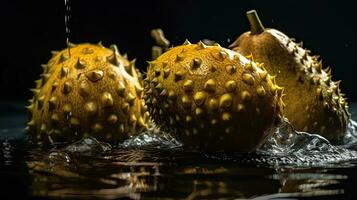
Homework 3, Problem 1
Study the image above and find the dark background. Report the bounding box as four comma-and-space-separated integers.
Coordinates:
1, 0, 356, 101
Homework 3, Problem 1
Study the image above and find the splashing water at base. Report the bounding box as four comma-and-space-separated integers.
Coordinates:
98, 118, 357, 167
118, 125, 182, 150
41, 118, 357, 168
255, 118, 357, 167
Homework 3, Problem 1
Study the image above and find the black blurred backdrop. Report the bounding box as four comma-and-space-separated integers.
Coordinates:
1, 0, 356, 101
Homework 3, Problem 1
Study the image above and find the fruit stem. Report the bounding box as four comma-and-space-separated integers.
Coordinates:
246, 10, 265, 35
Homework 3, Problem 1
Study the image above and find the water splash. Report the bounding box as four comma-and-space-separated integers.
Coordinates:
42, 137, 112, 167
64, 137, 112, 156
82, 118, 357, 168
255, 118, 357, 167
119, 130, 182, 150
36, 117, 357, 168
340, 119, 357, 148
47, 150, 71, 166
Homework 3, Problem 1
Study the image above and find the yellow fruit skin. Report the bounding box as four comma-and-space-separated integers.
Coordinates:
144, 42, 284, 152
230, 29, 350, 141
26, 43, 149, 145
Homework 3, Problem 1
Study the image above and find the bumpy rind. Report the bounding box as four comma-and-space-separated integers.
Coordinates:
144, 41, 284, 152
230, 21, 350, 140
26, 43, 150, 145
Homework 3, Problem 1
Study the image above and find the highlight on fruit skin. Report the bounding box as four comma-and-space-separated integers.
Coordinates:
229, 10, 350, 141
144, 41, 284, 152
26, 43, 150, 145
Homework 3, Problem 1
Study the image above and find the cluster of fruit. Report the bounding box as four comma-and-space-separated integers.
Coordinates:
26, 10, 350, 152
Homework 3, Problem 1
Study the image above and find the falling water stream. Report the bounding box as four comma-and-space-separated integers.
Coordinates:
64, 0, 71, 57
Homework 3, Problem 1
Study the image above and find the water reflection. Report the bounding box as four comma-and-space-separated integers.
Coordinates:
273, 169, 346, 198
26, 149, 275, 199
1, 140, 13, 166
25, 142, 354, 199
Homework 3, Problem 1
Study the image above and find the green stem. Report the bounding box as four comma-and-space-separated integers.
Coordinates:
246, 10, 265, 35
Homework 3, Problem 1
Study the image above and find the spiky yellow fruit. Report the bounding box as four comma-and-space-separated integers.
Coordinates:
26, 43, 149, 144
144, 41, 284, 152
229, 10, 350, 141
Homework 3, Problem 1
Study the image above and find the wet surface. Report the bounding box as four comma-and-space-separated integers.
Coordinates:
1, 101, 357, 199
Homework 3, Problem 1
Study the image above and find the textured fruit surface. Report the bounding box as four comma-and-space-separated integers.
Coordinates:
27, 43, 149, 145
144, 41, 284, 152
230, 10, 350, 141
